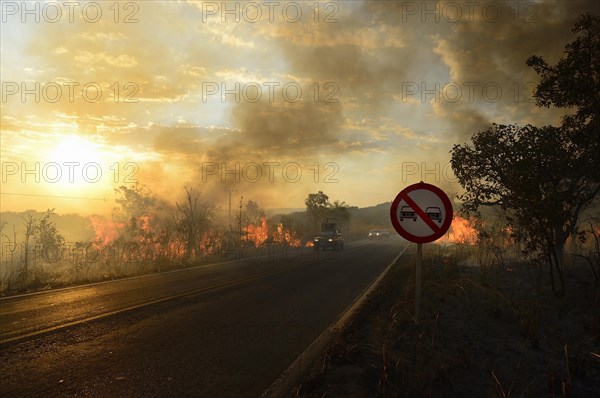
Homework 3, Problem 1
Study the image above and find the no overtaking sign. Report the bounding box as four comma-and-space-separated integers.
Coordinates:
389, 182, 453, 323
390, 182, 453, 243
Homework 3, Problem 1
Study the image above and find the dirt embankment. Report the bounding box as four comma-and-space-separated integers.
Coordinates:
294, 248, 600, 397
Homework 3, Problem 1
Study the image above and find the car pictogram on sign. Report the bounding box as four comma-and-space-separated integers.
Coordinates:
399, 206, 417, 221
425, 207, 443, 223
389, 182, 453, 244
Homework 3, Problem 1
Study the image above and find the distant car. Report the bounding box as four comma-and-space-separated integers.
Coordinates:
368, 229, 389, 240
313, 229, 344, 250
399, 206, 417, 221
425, 207, 443, 223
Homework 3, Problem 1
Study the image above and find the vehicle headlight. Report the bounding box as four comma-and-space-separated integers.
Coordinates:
328, 238, 333, 242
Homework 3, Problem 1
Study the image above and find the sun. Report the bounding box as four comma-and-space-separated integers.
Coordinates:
49, 134, 105, 163
38, 134, 114, 197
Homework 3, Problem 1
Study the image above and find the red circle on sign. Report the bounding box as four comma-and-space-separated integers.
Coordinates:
389, 182, 453, 243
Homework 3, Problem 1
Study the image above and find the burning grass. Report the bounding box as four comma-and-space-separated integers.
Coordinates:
446, 215, 478, 245
0, 214, 307, 294
242, 217, 303, 247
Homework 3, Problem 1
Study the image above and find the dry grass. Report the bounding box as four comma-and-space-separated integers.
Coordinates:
295, 246, 600, 397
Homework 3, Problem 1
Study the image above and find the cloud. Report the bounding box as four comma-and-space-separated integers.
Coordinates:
228, 95, 344, 157
428, 0, 598, 140
3, 0, 598, 214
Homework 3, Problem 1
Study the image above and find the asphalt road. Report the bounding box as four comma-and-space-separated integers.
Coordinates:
0, 238, 406, 398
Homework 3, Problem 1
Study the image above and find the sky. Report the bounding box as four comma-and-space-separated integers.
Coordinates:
1, 0, 598, 216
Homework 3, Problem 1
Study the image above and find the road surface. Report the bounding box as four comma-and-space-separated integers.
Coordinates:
0, 239, 406, 397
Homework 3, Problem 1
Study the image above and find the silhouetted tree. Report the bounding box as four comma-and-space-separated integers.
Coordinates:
327, 200, 351, 231
526, 13, 600, 181
452, 14, 600, 297
451, 124, 599, 296
20, 209, 64, 283
305, 191, 329, 232
240, 199, 265, 227
112, 183, 156, 241
175, 187, 214, 261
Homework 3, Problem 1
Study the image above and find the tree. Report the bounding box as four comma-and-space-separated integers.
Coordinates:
21, 214, 37, 278
243, 199, 266, 226
112, 183, 156, 241
574, 218, 600, 286
526, 13, 600, 180
328, 200, 351, 227
36, 209, 65, 260
451, 124, 599, 296
305, 191, 329, 232
20, 209, 64, 282
175, 187, 214, 261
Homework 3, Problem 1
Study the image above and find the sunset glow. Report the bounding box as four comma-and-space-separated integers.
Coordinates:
0, 4, 598, 396
1, 1, 584, 216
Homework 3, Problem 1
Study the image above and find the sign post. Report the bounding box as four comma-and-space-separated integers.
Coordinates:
415, 242, 422, 320
389, 182, 453, 323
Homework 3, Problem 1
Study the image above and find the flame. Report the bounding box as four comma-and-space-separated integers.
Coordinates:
88, 215, 121, 244
243, 216, 269, 247
198, 229, 222, 255
86, 213, 307, 263
272, 223, 302, 247
139, 214, 152, 234
242, 217, 303, 247
305, 241, 314, 247
447, 216, 478, 245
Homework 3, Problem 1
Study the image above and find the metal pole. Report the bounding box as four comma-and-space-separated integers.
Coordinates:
415, 242, 422, 323
226, 188, 237, 231
239, 196, 243, 239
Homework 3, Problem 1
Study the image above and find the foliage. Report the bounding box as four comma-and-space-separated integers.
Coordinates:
112, 183, 157, 241
35, 209, 65, 250
17, 209, 65, 284
175, 186, 215, 260
526, 13, 600, 180
574, 218, 600, 285
304, 192, 353, 234
451, 14, 600, 297
451, 124, 599, 296
305, 190, 330, 231
237, 199, 265, 229
328, 200, 351, 225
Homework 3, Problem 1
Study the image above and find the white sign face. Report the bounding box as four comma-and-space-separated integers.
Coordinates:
390, 182, 453, 243
397, 189, 447, 236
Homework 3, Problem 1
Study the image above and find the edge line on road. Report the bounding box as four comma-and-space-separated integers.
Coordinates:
0, 263, 304, 347
0, 256, 253, 301
261, 244, 410, 398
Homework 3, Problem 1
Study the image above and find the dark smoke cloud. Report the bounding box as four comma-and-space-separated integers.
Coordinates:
273, 0, 598, 141
428, 0, 598, 140
227, 96, 344, 157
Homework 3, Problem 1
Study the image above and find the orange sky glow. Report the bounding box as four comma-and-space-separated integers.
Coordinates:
1, 0, 593, 216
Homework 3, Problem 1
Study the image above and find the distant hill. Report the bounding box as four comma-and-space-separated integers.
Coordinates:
266, 202, 395, 241
350, 202, 393, 228
0, 210, 94, 242
265, 208, 305, 216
